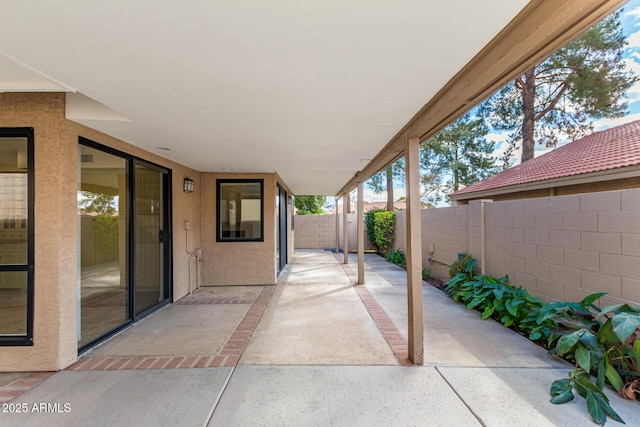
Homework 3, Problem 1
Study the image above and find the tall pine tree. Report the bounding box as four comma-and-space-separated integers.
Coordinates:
420, 114, 498, 204
481, 10, 637, 164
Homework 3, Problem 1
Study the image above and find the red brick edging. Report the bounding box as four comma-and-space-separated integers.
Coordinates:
66, 285, 276, 371
339, 261, 412, 366
0, 372, 55, 404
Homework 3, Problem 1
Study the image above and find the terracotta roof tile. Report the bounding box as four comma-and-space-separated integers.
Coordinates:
450, 120, 640, 198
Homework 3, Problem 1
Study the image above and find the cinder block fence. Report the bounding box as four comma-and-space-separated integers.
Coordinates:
295, 188, 640, 307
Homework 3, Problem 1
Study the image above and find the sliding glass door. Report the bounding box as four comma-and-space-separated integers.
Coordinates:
78, 145, 129, 348
78, 141, 171, 351
134, 161, 170, 317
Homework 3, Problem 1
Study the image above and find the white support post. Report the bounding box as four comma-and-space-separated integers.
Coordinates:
357, 180, 365, 284
343, 193, 349, 264
405, 136, 424, 365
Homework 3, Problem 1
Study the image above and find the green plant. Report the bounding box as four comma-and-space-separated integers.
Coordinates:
448, 253, 474, 279
93, 215, 119, 255
444, 259, 640, 425
422, 267, 432, 281
386, 249, 406, 268
446, 269, 547, 337
364, 209, 396, 256
364, 208, 382, 246
549, 300, 640, 425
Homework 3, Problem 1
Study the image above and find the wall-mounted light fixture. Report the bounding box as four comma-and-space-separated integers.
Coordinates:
183, 178, 194, 193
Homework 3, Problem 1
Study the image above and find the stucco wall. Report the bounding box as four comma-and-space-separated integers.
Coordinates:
65, 120, 203, 304
0, 93, 76, 371
0, 93, 202, 371
200, 173, 278, 285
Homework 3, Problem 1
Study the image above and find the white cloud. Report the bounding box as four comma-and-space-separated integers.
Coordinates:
593, 111, 640, 130
620, 58, 640, 102
629, 29, 640, 47
360, 188, 406, 203
627, 5, 640, 19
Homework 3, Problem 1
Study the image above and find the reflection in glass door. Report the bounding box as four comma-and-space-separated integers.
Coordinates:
78, 145, 129, 348
134, 162, 169, 317
0, 128, 34, 346
78, 140, 171, 352
277, 184, 287, 273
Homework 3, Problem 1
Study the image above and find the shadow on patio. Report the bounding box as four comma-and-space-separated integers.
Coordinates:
2, 249, 639, 426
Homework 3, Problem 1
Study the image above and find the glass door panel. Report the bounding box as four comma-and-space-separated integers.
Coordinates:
78, 146, 129, 348
277, 185, 287, 273
134, 163, 167, 316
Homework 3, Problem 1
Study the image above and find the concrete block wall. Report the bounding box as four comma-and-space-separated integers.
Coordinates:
300, 190, 640, 308
390, 188, 640, 307
293, 214, 374, 251
294, 215, 337, 249
393, 207, 470, 279
484, 189, 640, 307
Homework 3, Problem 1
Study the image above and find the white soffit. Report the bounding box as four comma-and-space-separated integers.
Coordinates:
0, 1, 529, 195
0, 51, 72, 92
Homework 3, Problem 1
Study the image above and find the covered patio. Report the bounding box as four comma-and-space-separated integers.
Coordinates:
3, 250, 639, 426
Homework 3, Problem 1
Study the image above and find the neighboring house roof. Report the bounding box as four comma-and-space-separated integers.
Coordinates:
450, 120, 640, 200
363, 201, 407, 212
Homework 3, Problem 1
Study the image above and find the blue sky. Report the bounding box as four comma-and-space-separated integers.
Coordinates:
488, 0, 640, 163
360, 1, 640, 204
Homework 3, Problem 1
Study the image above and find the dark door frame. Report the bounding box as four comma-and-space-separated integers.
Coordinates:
277, 183, 287, 273
78, 138, 173, 353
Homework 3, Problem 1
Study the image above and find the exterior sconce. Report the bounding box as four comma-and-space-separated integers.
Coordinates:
183, 178, 194, 193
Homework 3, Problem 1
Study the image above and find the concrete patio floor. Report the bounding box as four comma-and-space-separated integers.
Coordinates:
1, 249, 638, 426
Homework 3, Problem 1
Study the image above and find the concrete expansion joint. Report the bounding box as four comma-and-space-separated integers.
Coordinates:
434, 366, 487, 426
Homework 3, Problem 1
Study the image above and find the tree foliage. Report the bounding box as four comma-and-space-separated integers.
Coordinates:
366, 159, 405, 210
294, 195, 326, 215
480, 10, 637, 165
364, 208, 396, 255
78, 191, 116, 215
420, 114, 498, 204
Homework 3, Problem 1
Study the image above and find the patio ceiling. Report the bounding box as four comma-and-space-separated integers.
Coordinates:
0, 1, 626, 195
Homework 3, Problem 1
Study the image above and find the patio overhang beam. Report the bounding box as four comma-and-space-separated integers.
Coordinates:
335, 0, 627, 197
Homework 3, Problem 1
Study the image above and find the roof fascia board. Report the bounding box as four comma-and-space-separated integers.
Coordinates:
336, 0, 628, 197
449, 165, 640, 201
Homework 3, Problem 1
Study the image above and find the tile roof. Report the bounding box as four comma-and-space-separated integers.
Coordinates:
450, 120, 640, 198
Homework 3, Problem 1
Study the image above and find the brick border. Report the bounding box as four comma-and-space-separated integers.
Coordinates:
353, 283, 412, 366
339, 260, 412, 366
66, 285, 276, 371
175, 297, 255, 305
0, 372, 55, 404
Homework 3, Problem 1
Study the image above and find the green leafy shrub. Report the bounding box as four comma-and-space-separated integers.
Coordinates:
445, 257, 640, 425
364, 209, 396, 255
446, 269, 548, 338
549, 300, 640, 425
364, 208, 383, 247
386, 248, 406, 268
422, 267, 432, 281
448, 253, 474, 279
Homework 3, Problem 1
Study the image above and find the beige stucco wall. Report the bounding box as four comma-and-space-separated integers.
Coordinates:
0, 93, 202, 371
200, 173, 278, 285
390, 190, 640, 308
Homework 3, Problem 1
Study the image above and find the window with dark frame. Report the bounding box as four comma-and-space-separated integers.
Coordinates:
0, 128, 34, 346
216, 179, 264, 242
